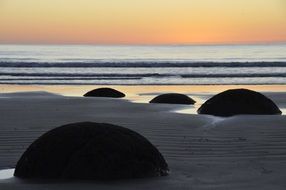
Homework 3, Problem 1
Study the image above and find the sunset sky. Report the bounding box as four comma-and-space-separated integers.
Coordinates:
0, 0, 285, 44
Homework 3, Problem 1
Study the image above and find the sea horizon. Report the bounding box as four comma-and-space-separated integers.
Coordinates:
1, 41, 286, 46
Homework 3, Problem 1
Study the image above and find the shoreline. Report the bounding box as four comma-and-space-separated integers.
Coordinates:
1, 84, 286, 96
1, 84, 286, 111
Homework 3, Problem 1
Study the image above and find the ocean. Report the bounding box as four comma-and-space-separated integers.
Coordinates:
0, 44, 286, 85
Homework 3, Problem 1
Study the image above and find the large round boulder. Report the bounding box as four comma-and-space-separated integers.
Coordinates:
197, 89, 282, 117
14, 122, 169, 180
84, 88, 125, 98
150, 93, 196, 105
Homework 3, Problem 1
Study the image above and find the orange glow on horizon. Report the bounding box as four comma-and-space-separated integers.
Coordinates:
0, 0, 285, 44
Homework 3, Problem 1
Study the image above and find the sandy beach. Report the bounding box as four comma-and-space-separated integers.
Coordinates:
0, 85, 286, 189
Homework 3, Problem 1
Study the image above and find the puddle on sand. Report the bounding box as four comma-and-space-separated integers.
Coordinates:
173, 107, 197, 114
0, 169, 14, 179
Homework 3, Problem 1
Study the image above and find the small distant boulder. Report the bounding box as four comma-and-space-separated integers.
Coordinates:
197, 89, 282, 117
84, 88, 125, 98
14, 122, 169, 180
150, 93, 196, 105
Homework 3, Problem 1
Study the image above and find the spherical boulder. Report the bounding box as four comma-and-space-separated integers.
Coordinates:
14, 122, 169, 180
197, 89, 282, 117
150, 93, 196, 105
84, 88, 125, 98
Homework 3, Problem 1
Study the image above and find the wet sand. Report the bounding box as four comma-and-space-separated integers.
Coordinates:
0, 85, 286, 189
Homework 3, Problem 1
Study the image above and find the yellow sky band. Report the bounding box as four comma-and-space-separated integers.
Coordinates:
0, 0, 285, 44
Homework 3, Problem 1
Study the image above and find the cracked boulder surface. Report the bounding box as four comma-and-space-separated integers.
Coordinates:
198, 88, 282, 117
83, 88, 125, 98
14, 122, 169, 180
150, 93, 196, 105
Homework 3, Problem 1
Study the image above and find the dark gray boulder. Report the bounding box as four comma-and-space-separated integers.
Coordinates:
14, 122, 169, 180
150, 93, 196, 105
84, 88, 125, 98
198, 89, 282, 117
